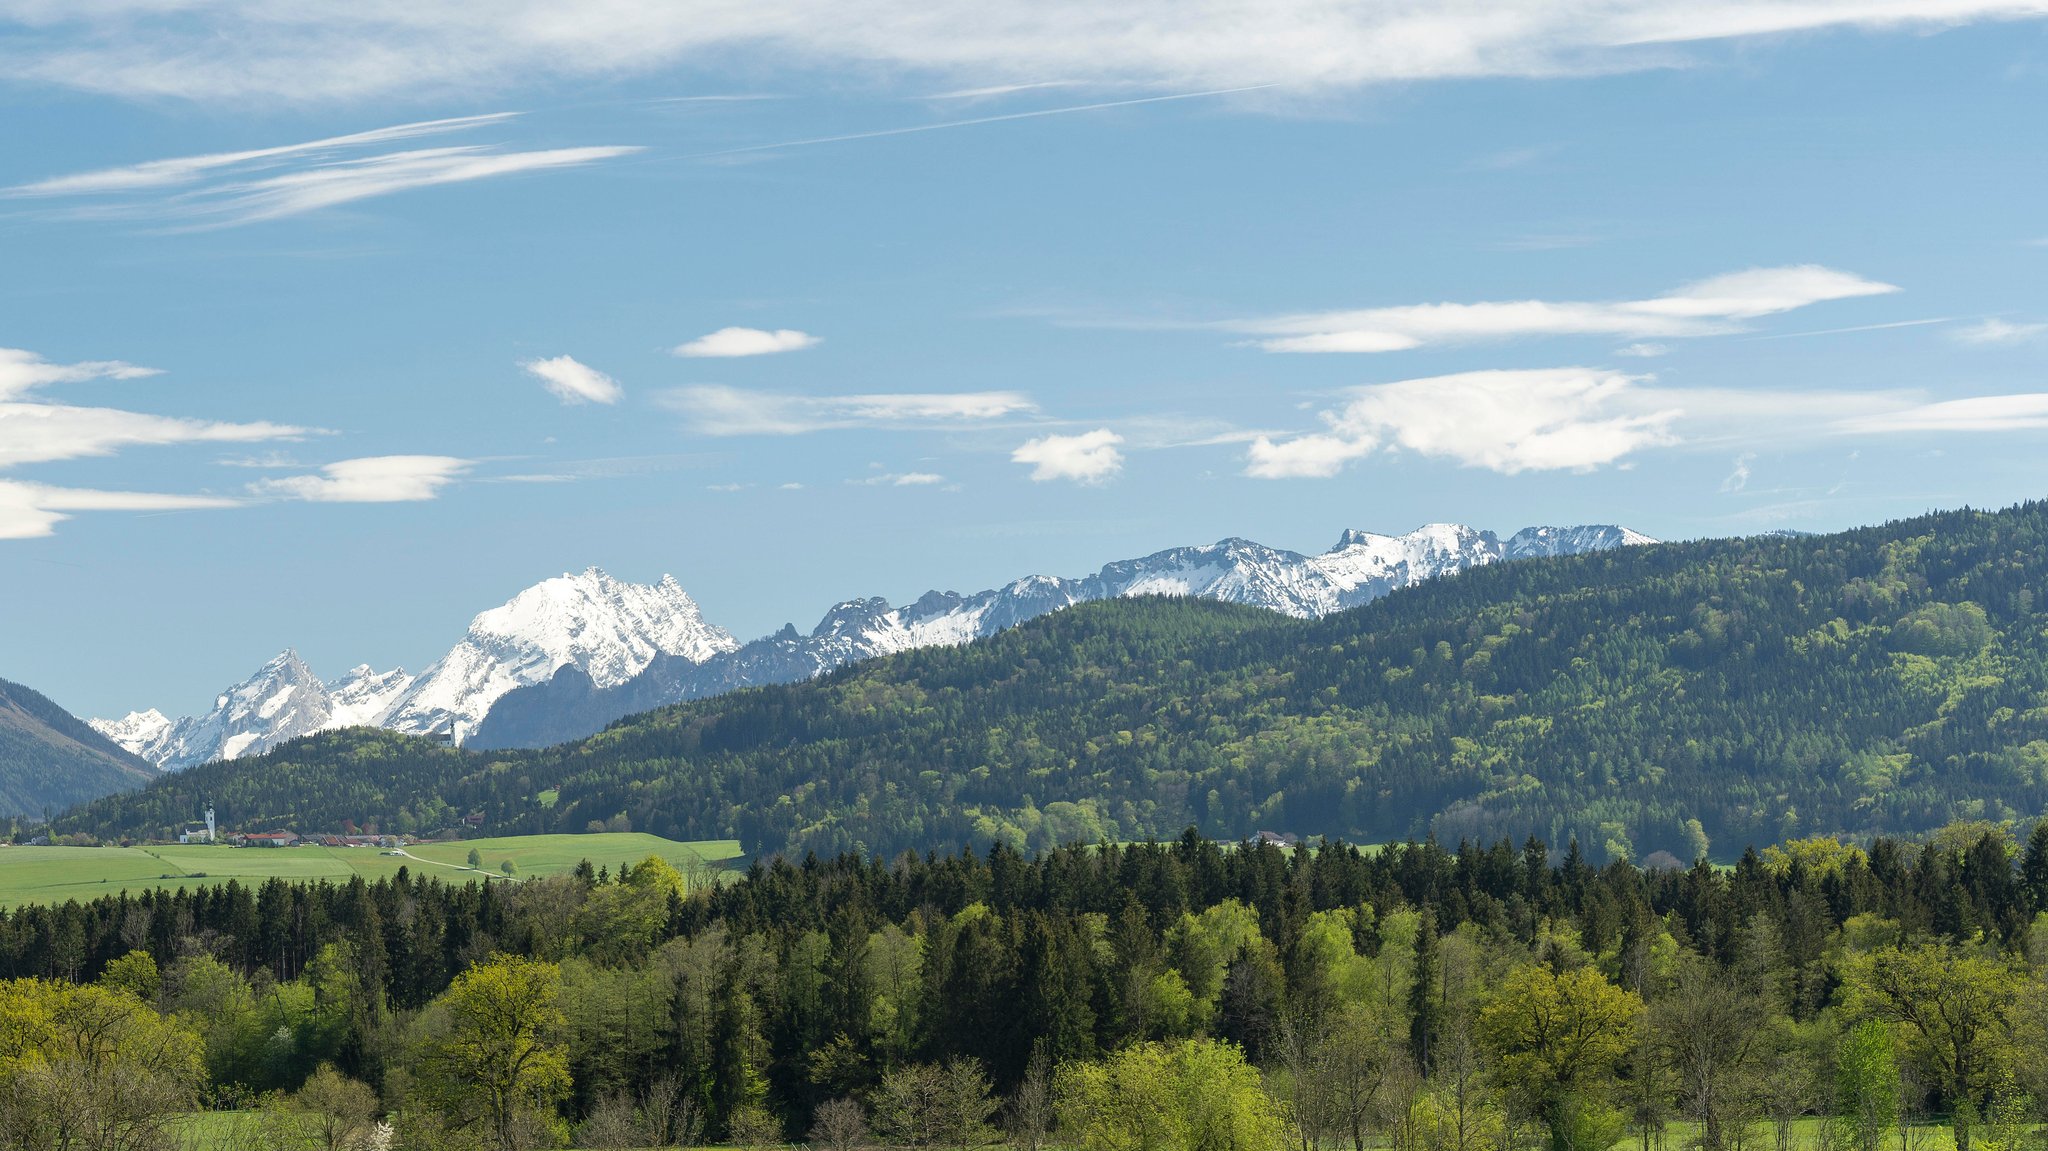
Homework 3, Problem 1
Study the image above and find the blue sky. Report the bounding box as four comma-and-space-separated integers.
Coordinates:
3, 2, 2046, 720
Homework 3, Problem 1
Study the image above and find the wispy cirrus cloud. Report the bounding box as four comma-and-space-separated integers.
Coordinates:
0, 346, 307, 537
664, 385, 1036, 435
5, 113, 518, 196
1013, 428, 1124, 484
1949, 318, 2046, 346
0, 480, 241, 540
0, 347, 308, 469
521, 355, 624, 405
672, 328, 821, 358
1234, 266, 1898, 353
6, 116, 641, 226
6, 1, 2047, 102
1836, 394, 2048, 433
253, 455, 473, 502
0, 346, 160, 398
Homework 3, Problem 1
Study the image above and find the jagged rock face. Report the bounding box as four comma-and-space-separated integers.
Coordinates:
94, 650, 337, 770
468, 522, 1656, 750
99, 524, 1654, 764
94, 569, 735, 769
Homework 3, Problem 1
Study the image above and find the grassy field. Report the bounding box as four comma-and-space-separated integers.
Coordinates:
0, 832, 743, 907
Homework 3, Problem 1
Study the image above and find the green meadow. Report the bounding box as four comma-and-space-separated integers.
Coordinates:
0, 832, 742, 907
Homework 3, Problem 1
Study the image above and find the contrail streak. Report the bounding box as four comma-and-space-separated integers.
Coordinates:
694, 84, 1276, 157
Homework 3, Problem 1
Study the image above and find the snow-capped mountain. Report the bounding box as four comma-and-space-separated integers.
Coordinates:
379, 569, 737, 740
93, 650, 342, 770
97, 524, 1653, 766
468, 522, 1656, 749
93, 569, 737, 770
86, 707, 178, 766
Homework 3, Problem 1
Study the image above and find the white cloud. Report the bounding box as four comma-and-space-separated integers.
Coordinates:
1237, 266, 1898, 353
1720, 452, 1754, 493
856, 471, 946, 486
1245, 433, 1373, 479
254, 455, 472, 502
1245, 368, 1681, 477
8, 117, 640, 226
1836, 394, 2048, 434
672, 328, 821, 358
189, 145, 643, 225
1243, 365, 2048, 480
0, 480, 239, 540
664, 385, 1035, 434
1616, 343, 1669, 358
0, 347, 307, 470
1950, 318, 2047, 346
1012, 428, 1124, 483
522, 355, 623, 405
0, 402, 308, 468
7, 2, 2046, 102
5, 113, 518, 196
0, 346, 159, 400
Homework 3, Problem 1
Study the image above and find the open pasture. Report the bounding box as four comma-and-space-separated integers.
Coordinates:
0, 832, 742, 907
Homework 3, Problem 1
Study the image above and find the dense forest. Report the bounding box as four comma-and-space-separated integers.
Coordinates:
52, 501, 2048, 863
7, 826, 2048, 1151
0, 676, 157, 819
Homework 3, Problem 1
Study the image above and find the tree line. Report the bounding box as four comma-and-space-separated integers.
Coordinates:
9, 824, 2048, 1149
50, 501, 2048, 863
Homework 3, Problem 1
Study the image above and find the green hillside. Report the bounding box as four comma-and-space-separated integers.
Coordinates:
49, 500, 2048, 862
0, 676, 157, 819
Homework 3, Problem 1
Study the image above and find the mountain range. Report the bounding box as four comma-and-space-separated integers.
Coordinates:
55, 500, 2048, 862
89, 522, 1648, 769
91, 570, 735, 770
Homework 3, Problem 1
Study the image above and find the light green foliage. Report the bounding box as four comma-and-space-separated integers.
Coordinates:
0, 978, 206, 1151
1846, 943, 2023, 1151
410, 955, 571, 1151
97, 949, 159, 1003
1478, 964, 1644, 1151
871, 1061, 969, 1151
1835, 1020, 1900, 1151
1055, 1038, 1289, 1151
294, 1063, 381, 1151
1164, 900, 1265, 1019
573, 856, 686, 965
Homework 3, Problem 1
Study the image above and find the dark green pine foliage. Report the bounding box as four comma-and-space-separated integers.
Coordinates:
1409, 904, 1443, 1074
50, 499, 2048, 864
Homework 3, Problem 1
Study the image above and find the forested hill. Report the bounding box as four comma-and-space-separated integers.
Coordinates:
53, 500, 2048, 862
0, 676, 156, 819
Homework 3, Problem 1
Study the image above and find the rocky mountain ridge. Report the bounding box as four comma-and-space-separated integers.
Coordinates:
94, 522, 1651, 767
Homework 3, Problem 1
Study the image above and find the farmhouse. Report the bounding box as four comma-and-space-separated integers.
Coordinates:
235, 830, 300, 847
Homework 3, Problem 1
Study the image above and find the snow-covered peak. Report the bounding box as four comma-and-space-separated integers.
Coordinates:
467, 567, 737, 674
88, 708, 175, 762
1503, 524, 1658, 559
101, 569, 743, 766
380, 568, 741, 741
326, 665, 416, 729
